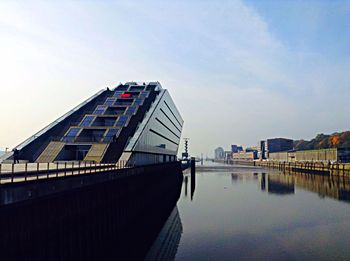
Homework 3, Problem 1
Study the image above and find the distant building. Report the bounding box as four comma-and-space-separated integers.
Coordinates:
231, 145, 243, 153
231, 145, 238, 153
246, 147, 257, 152
266, 138, 293, 157
232, 150, 258, 161
224, 151, 232, 162
258, 140, 266, 160
268, 148, 350, 163
214, 147, 225, 160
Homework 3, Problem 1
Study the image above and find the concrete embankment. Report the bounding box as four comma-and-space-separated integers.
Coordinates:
227, 160, 350, 177
0, 162, 183, 261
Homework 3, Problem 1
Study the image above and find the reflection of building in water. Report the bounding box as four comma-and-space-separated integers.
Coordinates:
260, 173, 266, 191
231, 173, 239, 184
260, 174, 295, 195
145, 207, 183, 261
288, 173, 350, 203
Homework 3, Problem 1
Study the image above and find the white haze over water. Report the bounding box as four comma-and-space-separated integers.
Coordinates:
0, 1, 349, 156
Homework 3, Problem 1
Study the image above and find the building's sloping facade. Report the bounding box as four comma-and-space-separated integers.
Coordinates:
2, 82, 183, 166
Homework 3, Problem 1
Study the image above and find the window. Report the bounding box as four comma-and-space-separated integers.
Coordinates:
129, 86, 145, 92
94, 105, 106, 115
104, 128, 120, 142
115, 98, 133, 106
134, 99, 144, 105
139, 91, 149, 98
116, 115, 129, 127
104, 97, 116, 106
113, 91, 123, 97
116, 85, 128, 91
121, 93, 132, 98
125, 106, 138, 115
63, 128, 81, 142
79, 116, 95, 127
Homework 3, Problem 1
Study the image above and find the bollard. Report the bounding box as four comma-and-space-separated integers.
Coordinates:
25, 163, 28, 181
11, 164, 14, 183
47, 162, 50, 179
37, 163, 39, 180
191, 157, 195, 175
56, 162, 59, 177
190, 157, 196, 200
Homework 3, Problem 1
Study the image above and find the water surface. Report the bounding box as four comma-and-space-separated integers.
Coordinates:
158, 162, 350, 260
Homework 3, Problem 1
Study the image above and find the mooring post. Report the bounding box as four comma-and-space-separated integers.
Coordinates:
25, 163, 28, 181
37, 163, 39, 180
191, 157, 195, 176
191, 157, 196, 200
56, 162, 59, 177
47, 162, 49, 179
11, 163, 14, 183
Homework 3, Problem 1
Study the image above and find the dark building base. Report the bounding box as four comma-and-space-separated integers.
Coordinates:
0, 162, 183, 261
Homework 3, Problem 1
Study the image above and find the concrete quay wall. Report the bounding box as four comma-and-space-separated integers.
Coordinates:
0, 161, 183, 260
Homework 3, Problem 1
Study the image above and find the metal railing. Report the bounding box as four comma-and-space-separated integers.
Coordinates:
0, 160, 131, 185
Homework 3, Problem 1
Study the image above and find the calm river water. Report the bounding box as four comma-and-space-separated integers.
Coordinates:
148, 162, 350, 261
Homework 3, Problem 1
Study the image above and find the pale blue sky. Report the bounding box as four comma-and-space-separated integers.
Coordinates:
0, 0, 349, 156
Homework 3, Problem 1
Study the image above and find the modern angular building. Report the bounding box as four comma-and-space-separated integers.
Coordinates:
1, 82, 183, 166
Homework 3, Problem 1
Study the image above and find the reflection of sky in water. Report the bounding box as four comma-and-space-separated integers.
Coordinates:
175, 162, 350, 260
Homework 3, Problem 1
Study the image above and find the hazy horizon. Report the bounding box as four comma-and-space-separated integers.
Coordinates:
1, 1, 349, 156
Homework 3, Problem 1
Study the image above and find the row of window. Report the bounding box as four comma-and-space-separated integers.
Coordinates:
78, 114, 132, 128
115, 84, 155, 92
93, 105, 139, 116
112, 91, 149, 99
61, 87, 152, 143
62, 127, 121, 142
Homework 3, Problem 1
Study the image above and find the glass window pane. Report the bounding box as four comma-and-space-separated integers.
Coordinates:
104, 128, 120, 142
79, 116, 94, 127
134, 99, 143, 105
62, 127, 80, 142
126, 106, 137, 115
140, 91, 149, 98
66, 128, 80, 137
116, 115, 129, 126
104, 98, 116, 106
113, 91, 123, 97
93, 105, 106, 115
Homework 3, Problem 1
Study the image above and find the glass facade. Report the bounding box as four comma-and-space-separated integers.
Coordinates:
125, 90, 183, 158
79, 115, 95, 127
93, 105, 107, 115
